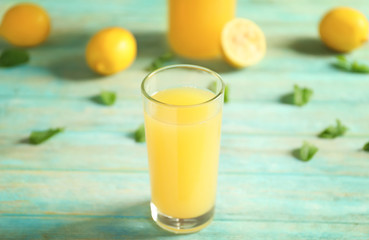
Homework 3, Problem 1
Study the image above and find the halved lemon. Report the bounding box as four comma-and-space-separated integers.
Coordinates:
221, 18, 266, 68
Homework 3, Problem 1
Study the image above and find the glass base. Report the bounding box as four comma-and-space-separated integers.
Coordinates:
150, 202, 214, 234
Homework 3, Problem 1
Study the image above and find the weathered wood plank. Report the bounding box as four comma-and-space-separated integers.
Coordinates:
1, 99, 368, 135
0, 172, 368, 223
1, 68, 369, 102
1, 216, 368, 240
1, 133, 368, 177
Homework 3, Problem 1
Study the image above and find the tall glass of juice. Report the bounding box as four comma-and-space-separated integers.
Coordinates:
168, 0, 236, 59
141, 65, 225, 233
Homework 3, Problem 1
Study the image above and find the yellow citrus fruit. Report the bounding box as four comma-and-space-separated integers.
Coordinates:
86, 27, 137, 75
0, 3, 50, 47
221, 18, 266, 68
319, 7, 369, 52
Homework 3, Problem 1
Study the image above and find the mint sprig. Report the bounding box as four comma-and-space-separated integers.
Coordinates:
208, 81, 217, 93
29, 128, 64, 145
100, 91, 116, 106
318, 119, 348, 139
134, 124, 145, 143
334, 55, 369, 73
298, 141, 318, 161
92, 91, 117, 106
363, 142, 369, 152
0, 48, 30, 67
293, 84, 313, 106
207, 81, 229, 103
146, 52, 174, 71
224, 84, 230, 103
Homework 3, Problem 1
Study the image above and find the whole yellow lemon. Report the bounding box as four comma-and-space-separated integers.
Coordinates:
86, 27, 137, 75
319, 7, 369, 52
0, 3, 51, 47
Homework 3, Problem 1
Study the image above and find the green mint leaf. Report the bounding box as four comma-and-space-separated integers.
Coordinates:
293, 85, 313, 106
336, 55, 347, 62
0, 48, 30, 67
334, 55, 351, 71
29, 128, 64, 145
224, 84, 230, 103
134, 124, 145, 143
351, 61, 369, 73
363, 142, 369, 152
299, 141, 318, 161
159, 52, 173, 62
207, 81, 217, 93
208, 82, 229, 103
147, 52, 174, 71
98, 91, 116, 106
334, 55, 369, 73
318, 119, 348, 139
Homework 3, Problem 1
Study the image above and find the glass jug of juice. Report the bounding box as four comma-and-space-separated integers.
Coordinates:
168, 0, 236, 59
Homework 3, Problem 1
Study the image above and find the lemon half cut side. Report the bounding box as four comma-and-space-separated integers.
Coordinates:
221, 18, 266, 68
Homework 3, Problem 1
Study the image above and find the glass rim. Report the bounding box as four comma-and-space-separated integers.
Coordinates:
141, 64, 225, 108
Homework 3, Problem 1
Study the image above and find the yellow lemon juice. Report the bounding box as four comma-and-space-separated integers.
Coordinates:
168, 0, 236, 59
144, 87, 222, 218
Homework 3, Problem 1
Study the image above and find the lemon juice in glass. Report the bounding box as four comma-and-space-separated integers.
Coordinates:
141, 65, 224, 233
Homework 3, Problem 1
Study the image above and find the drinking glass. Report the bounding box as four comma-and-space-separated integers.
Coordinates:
141, 64, 225, 233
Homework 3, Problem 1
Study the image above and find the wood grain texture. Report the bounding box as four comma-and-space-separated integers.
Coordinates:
0, 0, 369, 239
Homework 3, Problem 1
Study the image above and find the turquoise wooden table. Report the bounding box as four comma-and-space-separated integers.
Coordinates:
1, 0, 369, 239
